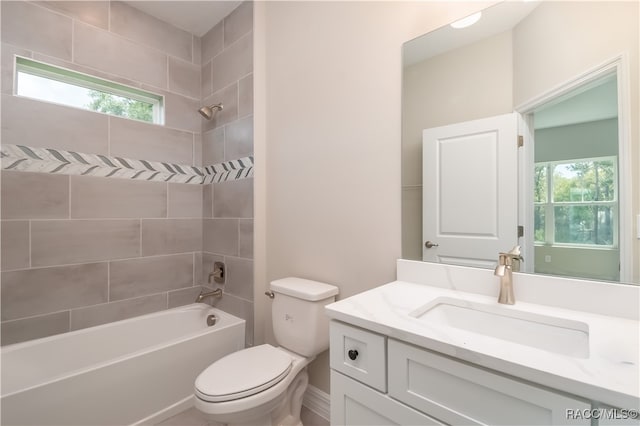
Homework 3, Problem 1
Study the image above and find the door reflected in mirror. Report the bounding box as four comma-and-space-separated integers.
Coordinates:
401, 1, 639, 284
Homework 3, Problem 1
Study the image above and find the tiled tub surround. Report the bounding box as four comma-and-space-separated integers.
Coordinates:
1, 1, 255, 346
0, 166, 255, 346
200, 1, 255, 347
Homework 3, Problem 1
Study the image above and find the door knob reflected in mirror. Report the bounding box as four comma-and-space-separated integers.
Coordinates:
425, 241, 439, 249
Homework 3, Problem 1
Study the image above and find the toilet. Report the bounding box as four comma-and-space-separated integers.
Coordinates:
194, 277, 339, 426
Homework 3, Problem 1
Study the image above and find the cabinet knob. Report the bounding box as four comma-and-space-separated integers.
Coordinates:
348, 349, 359, 360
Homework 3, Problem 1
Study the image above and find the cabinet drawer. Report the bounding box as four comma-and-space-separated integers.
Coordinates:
388, 339, 590, 425
330, 321, 386, 392
331, 370, 444, 426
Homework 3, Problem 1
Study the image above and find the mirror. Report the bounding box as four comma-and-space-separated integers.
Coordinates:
401, 1, 639, 284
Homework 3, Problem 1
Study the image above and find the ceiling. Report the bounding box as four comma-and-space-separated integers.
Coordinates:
124, 1, 242, 37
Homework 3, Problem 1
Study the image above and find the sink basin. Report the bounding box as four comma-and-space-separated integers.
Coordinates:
410, 297, 590, 358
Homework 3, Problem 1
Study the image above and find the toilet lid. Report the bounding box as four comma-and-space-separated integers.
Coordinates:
195, 344, 293, 403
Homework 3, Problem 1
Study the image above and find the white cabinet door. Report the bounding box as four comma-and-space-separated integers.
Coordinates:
422, 112, 519, 268
388, 339, 590, 426
331, 371, 444, 426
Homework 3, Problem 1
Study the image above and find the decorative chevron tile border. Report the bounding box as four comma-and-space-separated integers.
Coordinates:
0, 144, 253, 185
203, 157, 254, 184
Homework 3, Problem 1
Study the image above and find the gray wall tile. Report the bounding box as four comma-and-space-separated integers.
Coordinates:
1, 311, 70, 346
225, 115, 253, 160
194, 133, 203, 167
193, 36, 202, 66
168, 57, 200, 99
203, 219, 238, 256
168, 286, 207, 308
1, 171, 69, 220
203, 184, 213, 218
70, 293, 167, 330
201, 21, 223, 63
215, 291, 254, 347
202, 83, 238, 132
31, 220, 140, 267
201, 61, 212, 98
224, 2, 253, 48
168, 183, 202, 218
74, 22, 167, 89
110, 1, 192, 63
213, 178, 253, 218
1, 221, 29, 271
203, 126, 225, 165
71, 176, 167, 219
110, 254, 194, 301
238, 73, 254, 118
1, 94, 109, 154
224, 256, 253, 301
141, 219, 202, 256
239, 219, 254, 259
1, 263, 108, 320
194, 252, 203, 287
35, 1, 109, 29
1, 1, 72, 60
109, 116, 194, 164
161, 89, 201, 133
211, 33, 252, 94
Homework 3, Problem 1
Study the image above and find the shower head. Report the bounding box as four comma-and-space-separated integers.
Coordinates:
198, 103, 223, 120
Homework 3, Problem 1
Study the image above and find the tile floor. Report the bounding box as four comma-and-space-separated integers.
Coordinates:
155, 406, 329, 426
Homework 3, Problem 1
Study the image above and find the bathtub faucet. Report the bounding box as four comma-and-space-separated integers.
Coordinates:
494, 245, 523, 305
196, 288, 223, 303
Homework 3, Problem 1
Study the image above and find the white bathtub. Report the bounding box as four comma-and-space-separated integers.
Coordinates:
1, 303, 245, 426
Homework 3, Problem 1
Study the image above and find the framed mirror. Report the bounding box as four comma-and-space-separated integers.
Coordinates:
401, 1, 639, 284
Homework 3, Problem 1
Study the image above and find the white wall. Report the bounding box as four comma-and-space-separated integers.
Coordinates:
254, 0, 496, 394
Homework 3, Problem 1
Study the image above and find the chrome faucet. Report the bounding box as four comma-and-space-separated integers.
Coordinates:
195, 288, 223, 303
494, 246, 523, 305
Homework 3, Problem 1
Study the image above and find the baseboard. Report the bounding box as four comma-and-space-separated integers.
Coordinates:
303, 385, 330, 421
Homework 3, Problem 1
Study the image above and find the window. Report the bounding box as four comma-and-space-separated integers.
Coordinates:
15, 57, 163, 124
534, 157, 618, 247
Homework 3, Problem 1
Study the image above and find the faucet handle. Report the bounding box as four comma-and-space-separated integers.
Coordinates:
499, 246, 523, 261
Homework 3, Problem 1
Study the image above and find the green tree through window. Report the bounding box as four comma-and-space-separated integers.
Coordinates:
87, 91, 154, 122
534, 158, 617, 247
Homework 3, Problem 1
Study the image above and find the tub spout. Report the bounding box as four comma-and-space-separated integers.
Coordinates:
196, 288, 223, 303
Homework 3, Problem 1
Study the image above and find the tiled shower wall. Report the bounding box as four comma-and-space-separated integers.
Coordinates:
0, 1, 254, 346
200, 2, 255, 347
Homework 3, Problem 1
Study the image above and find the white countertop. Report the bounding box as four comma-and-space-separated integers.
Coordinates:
326, 280, 640, 409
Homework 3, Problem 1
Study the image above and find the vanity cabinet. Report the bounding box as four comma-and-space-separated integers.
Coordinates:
330, 320, 593, 426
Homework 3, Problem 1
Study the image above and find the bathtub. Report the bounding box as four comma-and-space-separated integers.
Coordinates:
1, 303, 245, 426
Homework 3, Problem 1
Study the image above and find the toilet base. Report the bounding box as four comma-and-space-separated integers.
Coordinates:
198, 367, 309, 426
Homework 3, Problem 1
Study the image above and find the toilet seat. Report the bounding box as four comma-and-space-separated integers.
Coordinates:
195, 344, 293, 403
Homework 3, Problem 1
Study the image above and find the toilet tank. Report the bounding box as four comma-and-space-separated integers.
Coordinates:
270, 277, 339, 357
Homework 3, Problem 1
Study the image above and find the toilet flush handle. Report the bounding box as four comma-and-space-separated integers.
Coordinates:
265, 291, 275, 299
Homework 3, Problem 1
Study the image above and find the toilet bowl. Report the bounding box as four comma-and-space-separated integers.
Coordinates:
194, 277, 339, 426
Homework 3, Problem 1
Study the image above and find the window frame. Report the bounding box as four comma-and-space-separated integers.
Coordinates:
14, 56, 164, 125
534, 155, 619, 249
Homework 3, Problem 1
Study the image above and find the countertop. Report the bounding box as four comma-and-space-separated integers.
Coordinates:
325, 280, 640, 409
